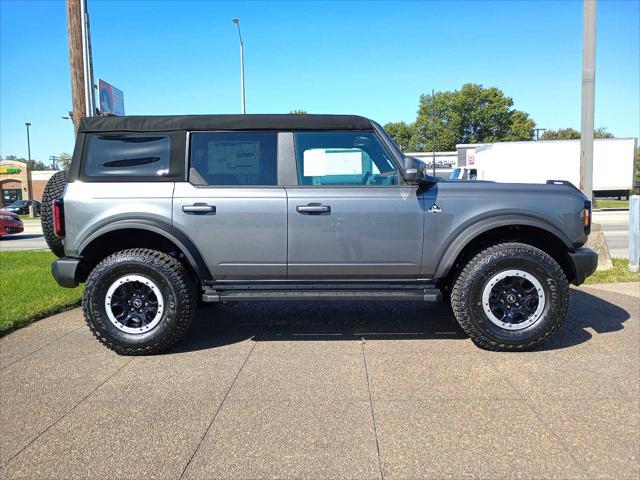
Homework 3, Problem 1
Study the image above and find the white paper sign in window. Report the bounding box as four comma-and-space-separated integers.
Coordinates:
303, 149, 327, 176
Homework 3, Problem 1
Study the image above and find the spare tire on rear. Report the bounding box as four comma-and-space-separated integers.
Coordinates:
41, 170, 68, 258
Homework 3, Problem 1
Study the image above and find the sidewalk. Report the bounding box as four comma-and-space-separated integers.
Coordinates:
1, 284, 638, 479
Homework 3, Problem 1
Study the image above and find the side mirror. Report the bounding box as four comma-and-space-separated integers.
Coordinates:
403, 156, 424, 183
403, 156, 437, 188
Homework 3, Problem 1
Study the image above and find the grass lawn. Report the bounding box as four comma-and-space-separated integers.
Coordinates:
594, 199, 629, 209
0, 251, 82, 336
584, 258, 640, 284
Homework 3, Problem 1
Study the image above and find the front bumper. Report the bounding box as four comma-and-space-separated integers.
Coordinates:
0, 224, 23, 235
52, 257, 81, 288
568, 247, 598, 286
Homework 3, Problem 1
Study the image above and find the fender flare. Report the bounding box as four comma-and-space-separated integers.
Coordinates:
433, 214, 573, 280
78, 218, 212, 281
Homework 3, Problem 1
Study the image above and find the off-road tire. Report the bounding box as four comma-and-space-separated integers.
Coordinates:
451, 242, 569, 351
83, 248, 197, 355
41, 170, 68, 257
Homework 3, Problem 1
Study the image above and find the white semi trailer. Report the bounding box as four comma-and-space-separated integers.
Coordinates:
451, 138, 637, 197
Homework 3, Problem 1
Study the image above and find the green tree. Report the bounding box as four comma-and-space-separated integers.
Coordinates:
58, 153, 72, 171
541, 128, 580, 140
594, 127, 614, 139
289, 109, 308, 114
413, 83, 535, 151
26, 159, 49, 171
542, 127, 614, 140
383, 121, 417, 151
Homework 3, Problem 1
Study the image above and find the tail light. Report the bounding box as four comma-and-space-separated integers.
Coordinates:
53, 199, 65, 237
583, 200, 591, 235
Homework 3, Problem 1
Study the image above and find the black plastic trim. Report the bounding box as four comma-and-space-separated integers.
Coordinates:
568, 247, 598, 286
51, 257, 81, 288
78, 218, 212, 281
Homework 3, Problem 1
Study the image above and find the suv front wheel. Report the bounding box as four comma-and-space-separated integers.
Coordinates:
451, 242, 569, 351
83, 249, 197, 355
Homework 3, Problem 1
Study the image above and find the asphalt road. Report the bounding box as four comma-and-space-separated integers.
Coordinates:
0, 219, 47, 252
593, 210, 631, 259
1, 283, 638, 479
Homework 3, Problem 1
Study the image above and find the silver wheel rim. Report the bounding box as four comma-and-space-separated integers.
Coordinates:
481, 269, 545, 331
104, 275, 164, 334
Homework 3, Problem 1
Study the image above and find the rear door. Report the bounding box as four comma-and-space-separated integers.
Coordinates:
286, 130, 424, 279
173, 131, 287, 280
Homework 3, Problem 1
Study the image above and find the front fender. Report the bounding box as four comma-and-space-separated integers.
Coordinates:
433, 213, 573, 280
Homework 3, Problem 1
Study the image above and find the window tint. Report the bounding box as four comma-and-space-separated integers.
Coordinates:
84, 134, 171, 177
190, 132, 277, 186
294, 131, 399, 186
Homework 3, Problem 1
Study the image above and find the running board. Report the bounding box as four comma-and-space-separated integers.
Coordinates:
202, 288, 441, 303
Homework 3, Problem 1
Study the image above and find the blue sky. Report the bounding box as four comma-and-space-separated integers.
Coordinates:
1, 0, 638, 164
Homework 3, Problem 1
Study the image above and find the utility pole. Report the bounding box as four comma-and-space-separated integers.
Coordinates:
232, 18, 246, 114
580, 0, 597, 203
66, 0, 86, 134
534, 128, 547, 140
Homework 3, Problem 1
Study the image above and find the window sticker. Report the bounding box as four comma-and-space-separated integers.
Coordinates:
207, 141, 261, 175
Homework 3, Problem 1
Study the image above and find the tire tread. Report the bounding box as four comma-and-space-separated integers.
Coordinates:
450, 242, 569, 351
82, 248, 196, 355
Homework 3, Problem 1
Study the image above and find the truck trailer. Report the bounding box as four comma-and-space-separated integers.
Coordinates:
451, 138, 637, 197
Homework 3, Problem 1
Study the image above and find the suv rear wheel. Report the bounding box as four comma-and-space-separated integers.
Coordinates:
451, 242, 569, 351
83, 248, 197, 355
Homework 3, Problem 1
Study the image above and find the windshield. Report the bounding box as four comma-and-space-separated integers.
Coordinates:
450, 168, 461, 179
9, 200, 27, 207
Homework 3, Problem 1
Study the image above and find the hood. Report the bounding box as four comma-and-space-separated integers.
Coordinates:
0, 209, 20, 220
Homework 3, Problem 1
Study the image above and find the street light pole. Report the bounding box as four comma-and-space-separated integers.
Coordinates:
232, 18, 246, 114
25, 122, 33, 201
25, 123, 31, 163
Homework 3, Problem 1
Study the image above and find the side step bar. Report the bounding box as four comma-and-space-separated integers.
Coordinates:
202, 288, 442, 303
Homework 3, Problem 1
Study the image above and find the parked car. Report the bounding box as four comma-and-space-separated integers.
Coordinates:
0, 210, 24, 236
4, 199, 41, 215
42, 114, 597, 355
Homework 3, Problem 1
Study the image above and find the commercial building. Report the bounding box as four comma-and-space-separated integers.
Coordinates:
0, 159, 59, 207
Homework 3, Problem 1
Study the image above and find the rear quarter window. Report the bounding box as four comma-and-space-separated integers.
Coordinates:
83, 134, 171, 178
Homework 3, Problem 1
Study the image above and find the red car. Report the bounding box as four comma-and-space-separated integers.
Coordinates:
0, 209, 24, 236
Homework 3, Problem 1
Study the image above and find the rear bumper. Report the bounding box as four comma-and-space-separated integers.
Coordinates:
52, 257, 81, 288
569, 247, 598, 286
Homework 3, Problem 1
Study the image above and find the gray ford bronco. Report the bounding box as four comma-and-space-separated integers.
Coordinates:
43, 114, 597, 354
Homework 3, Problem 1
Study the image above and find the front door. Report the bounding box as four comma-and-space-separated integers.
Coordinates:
286, 131, 424, 280
173, 131, 287, 280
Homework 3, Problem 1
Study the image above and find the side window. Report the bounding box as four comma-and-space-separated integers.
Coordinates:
84, 134, 171, 177
294, 131, 399, 186
189, 132, 277, 186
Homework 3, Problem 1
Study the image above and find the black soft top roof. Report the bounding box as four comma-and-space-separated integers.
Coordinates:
78, 114, 374, 133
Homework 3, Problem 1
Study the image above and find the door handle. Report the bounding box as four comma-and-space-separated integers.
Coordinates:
182, 203, 216, 214
296, 204, 331, 214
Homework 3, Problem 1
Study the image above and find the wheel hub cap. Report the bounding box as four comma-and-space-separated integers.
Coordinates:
105, 275, 164, 334
481, 269, 546, 330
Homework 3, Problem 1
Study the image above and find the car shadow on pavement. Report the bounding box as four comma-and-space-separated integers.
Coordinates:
170, 289, 631, 354
170, 300, 464, 354
540, 288, 631, 351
